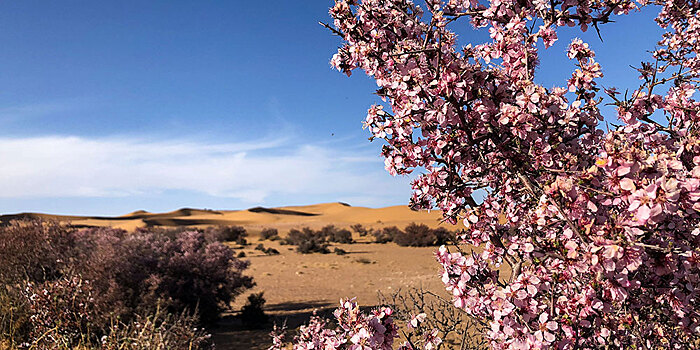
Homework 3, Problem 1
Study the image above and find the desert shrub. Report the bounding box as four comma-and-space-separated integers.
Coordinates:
350, 223, 369, 237
431, 227, 452, 246
0, 220, 78, 345
260, 228, 280, 241
329, 229, 353, 244
0, 220, 75, 285
255, 243, 265, 251
239, 292, 268, 329
284, 228, 330, 254
237, 251, 246, 258
296, 239, 330, 254
373, 226, 401, 244
13, 274, 213, 350
0, 222, 253, 347
55, 227, 254, 325
393, 223, 453, 247
319, 225, 353, 243
22, 276, 101, 348
203, 225, 248, 245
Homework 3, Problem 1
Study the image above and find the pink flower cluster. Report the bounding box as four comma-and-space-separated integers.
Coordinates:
269, 299, 401, 350
327, 0, 700, 348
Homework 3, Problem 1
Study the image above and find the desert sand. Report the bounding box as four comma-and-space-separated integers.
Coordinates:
0, 203, 467, 349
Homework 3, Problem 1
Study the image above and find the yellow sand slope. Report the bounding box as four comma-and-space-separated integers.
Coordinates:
0, 202, 448, 233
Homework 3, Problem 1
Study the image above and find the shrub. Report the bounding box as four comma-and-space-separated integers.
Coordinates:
393, 223, 453, 247
350, 224, 369, 237
58, 226, 253, 325
100, 306, 213, 350
0, 222, 254, 347
0, 220, 75, 285
329, 229, 353, 244
373, 226, 401, 244
260, 228, 280, 241
284, 228, 329, 254
22, 276, 101, 348
203, 225, 248, 245
296, 239, 330, 254
239, 292, 268, 329
319, 225, 353, 243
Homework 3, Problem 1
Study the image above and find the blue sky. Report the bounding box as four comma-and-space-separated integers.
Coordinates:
0, 1, 664, 215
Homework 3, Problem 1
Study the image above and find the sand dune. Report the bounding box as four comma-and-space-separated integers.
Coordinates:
0, 202, 447, 233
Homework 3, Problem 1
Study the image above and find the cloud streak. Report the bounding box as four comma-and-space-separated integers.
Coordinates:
0, 135, 411, 206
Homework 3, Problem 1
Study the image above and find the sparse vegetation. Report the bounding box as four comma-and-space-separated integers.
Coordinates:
373, 226, 400, 244
320, 225, 353, 243
260, 228, 280, 241
283, 227, 330, 254
350, 223, 369, 236
203, 225, 248, 245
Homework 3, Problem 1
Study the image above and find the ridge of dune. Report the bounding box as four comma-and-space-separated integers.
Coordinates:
0, 202, 450, 232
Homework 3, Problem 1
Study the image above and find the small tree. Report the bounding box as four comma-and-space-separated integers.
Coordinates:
285, 0, 700, 348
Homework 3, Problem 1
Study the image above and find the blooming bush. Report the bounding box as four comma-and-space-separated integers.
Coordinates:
320, 0, 700, 348
0, 221, 254, 347
73, 227, 254, 325
269, 299, 400, 350
23, 276, 100, 348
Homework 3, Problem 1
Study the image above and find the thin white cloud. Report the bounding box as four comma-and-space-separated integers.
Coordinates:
0, 135, 411, 204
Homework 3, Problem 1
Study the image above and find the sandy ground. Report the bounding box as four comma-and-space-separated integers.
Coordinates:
0, 203, 465, 349
216, 239, 450, 349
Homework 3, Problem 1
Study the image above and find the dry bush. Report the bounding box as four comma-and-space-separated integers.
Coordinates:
260, 228, 280, 241
350, 223, 369, 236
320, 225, 353, 244
378, 287, 488, 350
373, 226, 401, 243
239, 292, 268, 329
393, 223, 453, 247
101, 306, 213, 350
202, 225, 248, 244
283, 227, 330, 254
